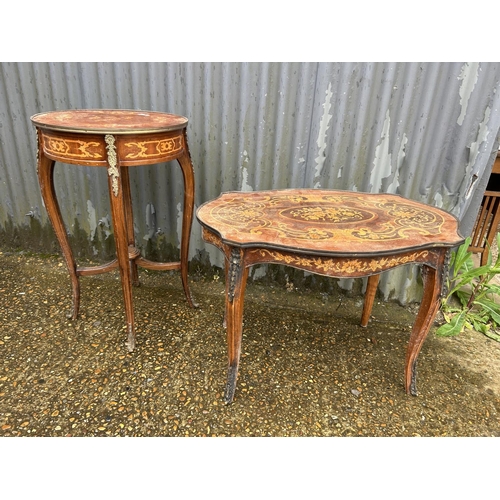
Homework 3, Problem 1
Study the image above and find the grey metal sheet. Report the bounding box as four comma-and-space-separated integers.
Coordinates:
1, 62, 500, 301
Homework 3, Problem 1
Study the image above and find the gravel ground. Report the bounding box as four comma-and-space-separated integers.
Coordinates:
1, 248, 500, 438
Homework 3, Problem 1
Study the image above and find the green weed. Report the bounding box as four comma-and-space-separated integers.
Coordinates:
436, 234, 500, 342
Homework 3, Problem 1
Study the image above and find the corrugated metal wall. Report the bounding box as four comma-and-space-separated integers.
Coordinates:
1, 62, 500, 302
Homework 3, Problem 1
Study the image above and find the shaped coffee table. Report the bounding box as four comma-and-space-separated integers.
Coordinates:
196, 189, 464, 403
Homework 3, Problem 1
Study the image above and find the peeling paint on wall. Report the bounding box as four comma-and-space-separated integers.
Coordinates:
144, 203, 156, 241
386, 133, 408, 194
380, 266, 420, 303
314, 83, 333, 188
457, 62, 480, 126
251, 265, 267, 280
240, 150, 253, 192
86, 200, 97, 242
433, 192, 444, 208
386, 175, 400, 194
98, 215, 112, 239
464, 106, 491, 201
370, 110, 393, 193
241, 167, 253, 192
469, 107, 491, 170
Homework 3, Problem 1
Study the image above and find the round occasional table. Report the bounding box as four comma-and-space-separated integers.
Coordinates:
31, 109, 197, 351
196, 188, 465, 403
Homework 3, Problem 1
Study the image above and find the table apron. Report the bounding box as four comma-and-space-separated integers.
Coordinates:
37, 128, 187, 166
202, 228, 447, 278
241, 246, 445, 277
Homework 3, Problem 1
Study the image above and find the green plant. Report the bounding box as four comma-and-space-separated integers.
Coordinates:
436, 234, 500, 341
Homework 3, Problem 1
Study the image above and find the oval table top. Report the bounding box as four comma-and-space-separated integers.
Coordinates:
196, 189, 464, 256
31, 109, 188, 135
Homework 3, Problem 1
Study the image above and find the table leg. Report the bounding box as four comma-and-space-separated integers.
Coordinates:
121, 166, 139, 286
404, 262, 443, 395
222, 263, 229, 329
106, 136, 136, 352
177, 140, 197, 308
37, 150, 80, 320
360, 274, 380, 327
224, 247, 249, 404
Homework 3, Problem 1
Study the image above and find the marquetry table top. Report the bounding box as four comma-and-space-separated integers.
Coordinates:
31, 109, 188, 135
196, 189, 464, 256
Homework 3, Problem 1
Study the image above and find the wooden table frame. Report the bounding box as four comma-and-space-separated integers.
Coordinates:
32, 109, 197, 351
196, 189, 464, 404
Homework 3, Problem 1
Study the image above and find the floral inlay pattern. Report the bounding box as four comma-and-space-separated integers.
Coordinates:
202, 192, 446, 242
197, 189, 461, 255
250, 249, 430, 275
216, 203, 270, 233
44, 137, 103, 159
124, 137, 182, 159
286, 206, 367, 223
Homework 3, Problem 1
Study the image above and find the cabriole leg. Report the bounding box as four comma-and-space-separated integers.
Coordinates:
405, 262, 443, 395
177, 137, 198, 308
106, 135, 136, 351
121, 166, 139, 286
224, 247, 249, 404
37, 149, 80, 320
